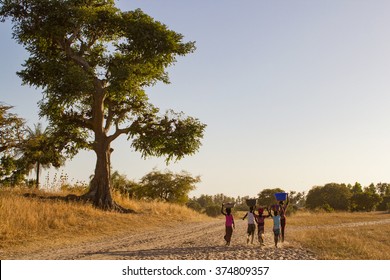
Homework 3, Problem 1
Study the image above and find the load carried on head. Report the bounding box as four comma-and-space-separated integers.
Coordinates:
274, 192, 287, 201
222, 202, 235, 209
245, 198, 257, 207
271, 192, 288, 211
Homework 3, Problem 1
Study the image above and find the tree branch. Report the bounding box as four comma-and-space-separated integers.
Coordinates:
57, 37, 91, 72
104, 106, 114, 133
107, 123, 135, 143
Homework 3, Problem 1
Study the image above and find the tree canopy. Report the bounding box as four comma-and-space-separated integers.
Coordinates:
0, 103, 24, 155
136, 169, 200, 204
0, 103, 25, 184
305, 183, 352, 211
1, 0, 206, 210
18, 123, 65, 188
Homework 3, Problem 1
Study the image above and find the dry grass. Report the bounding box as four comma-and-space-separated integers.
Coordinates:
288, 210, 387, 226
287, 211, 390, 259
0, 188, 210, 256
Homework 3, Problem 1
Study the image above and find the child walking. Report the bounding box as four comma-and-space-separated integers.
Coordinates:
270, 208, 281, 248
242, 206, 256, 244
255, 207, 271, 246
221, 204, 235, 246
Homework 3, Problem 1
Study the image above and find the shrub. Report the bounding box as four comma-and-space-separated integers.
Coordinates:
186, 200, 202, 212
205, 205, 221, 217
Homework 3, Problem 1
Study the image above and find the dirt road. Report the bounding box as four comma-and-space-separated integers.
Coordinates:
8, 218, 390, 260
10, 219, 317, 260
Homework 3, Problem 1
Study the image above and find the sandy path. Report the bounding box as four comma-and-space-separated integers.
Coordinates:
12, 219, 316, 260
9, 218, 389, 260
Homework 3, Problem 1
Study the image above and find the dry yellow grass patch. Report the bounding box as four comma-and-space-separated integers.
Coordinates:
287, 211, 390, 259
288, 210, 387, 226
289, 224, 390, 259
0, 188, 210, 256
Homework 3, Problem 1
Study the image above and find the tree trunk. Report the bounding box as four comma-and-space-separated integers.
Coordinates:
36, 161, 40, 189
83, 138, 133, 212
89, 140, 115, 209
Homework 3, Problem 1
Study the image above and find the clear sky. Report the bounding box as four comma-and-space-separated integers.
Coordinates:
1, 0, 390, 197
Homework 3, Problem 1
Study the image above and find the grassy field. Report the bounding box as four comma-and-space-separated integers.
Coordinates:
1, 188, 389, 259
287, 211, 390, 259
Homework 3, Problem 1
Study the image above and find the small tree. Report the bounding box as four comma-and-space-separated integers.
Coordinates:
0, 103, 24, 154
350, 192, 382, 212
110, 170, 139, 198
0, 103, 25, 184
136, 170, 200, 204
1, 1, 206, 210
19, 123, 65, 188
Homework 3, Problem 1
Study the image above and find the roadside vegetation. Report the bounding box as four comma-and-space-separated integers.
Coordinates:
0, 187, 210, 256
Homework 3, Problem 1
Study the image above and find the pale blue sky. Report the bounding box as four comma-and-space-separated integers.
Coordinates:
1, 0, 390, 197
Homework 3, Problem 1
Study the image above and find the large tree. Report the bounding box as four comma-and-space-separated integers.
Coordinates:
0, 0, 206, 210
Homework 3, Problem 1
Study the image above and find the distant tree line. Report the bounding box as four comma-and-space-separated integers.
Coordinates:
187, 183, 389, 217
187, 188, 306, 217
306, 182, 390, 212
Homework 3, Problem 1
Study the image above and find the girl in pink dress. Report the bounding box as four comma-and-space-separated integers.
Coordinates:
221, 204, 235, 246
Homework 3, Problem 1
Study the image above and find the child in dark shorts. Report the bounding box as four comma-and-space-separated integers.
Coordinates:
242, 206, 256, 244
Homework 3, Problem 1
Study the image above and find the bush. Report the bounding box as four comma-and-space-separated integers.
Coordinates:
321, 203, 334, 213
311, 204, 334, 213
205, 205, 221, 217
286, 204, 299, 216
186, 200, 202, 212
376, 196, 390, 211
